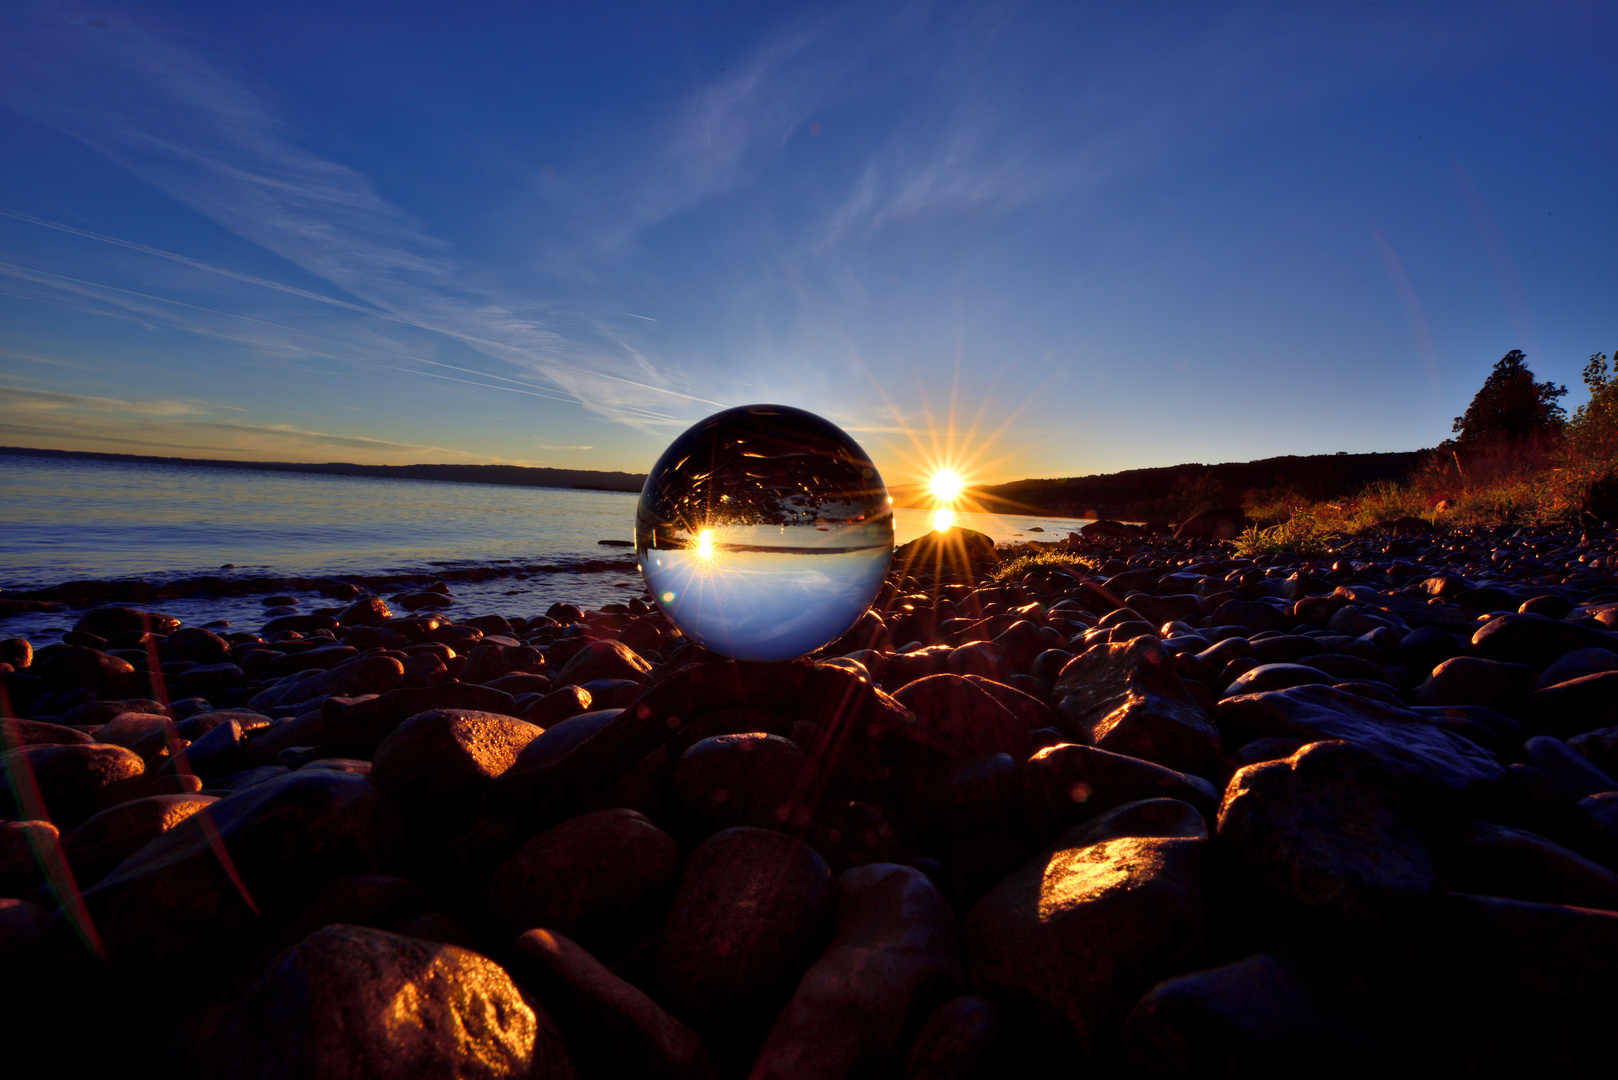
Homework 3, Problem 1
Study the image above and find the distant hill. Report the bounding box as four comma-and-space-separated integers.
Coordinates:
0, 446, 647, 493
3, 444, 1431, 519
898, 450, 1430, 521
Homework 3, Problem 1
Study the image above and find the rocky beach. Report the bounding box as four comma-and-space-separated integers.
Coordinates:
4, 520, 1618, 1078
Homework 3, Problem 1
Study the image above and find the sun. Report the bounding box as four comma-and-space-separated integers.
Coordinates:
695, 529, 715, 560
929, 469, 965, 504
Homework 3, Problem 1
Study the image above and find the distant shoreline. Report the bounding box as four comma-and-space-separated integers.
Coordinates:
0, 445, 647, 494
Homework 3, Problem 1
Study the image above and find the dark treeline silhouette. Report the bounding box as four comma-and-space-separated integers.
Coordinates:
971, 451, 1428, 521
0, 446, 647, 493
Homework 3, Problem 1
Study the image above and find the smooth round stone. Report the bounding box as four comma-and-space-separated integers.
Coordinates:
636, 405, 893, 662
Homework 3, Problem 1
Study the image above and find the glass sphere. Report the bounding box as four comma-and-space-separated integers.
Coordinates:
636, 404, 894, 662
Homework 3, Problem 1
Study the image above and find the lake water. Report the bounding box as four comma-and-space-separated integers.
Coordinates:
0, 455, 1088, 640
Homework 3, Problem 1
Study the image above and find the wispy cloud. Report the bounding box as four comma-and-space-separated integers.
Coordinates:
0, 384, 208, 416
0, 3, 717, 428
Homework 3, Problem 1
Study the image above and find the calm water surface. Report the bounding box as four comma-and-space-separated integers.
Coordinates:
0, 456, 1086, 640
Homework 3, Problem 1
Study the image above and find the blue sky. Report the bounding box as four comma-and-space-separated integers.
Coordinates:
0, 2, 1613, 485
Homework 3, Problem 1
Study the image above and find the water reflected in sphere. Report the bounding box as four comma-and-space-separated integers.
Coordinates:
636, 404, 895, 662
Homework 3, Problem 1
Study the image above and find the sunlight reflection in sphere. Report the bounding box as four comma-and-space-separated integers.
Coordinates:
636, 404, 895, 662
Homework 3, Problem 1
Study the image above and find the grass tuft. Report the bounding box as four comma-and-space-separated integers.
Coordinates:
990, 550, 1099, 583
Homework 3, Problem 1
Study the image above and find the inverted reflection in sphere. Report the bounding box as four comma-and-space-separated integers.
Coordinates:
636, 404, 895, 662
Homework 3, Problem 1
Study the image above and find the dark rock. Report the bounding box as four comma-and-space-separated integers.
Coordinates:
0, 717, 93, 747
74, 605, 179, 638
1174, 508, 1247, 541
518, 685, 593, 728
901, 996, 1017, 1080
1052, 636, 1222, 776
892, 674, 1033, 763
1538, 646, 1618, 689
892, 527, 1000, 584
213, 924, 576, 1079
1395, 626, 1465, 669
1568, 724, 1618, 777
1439, 820, 1618, 910
1221, 662, 1334, 698
1414, 656, 1536, 712
0, 742, 146, 826
62, 793, 217, 887
248, 655, 405, 711
319, 682, 519, 756
510, 928, 719, 1080
260, 613, 339, 635
1471, 612, 1618, 669
646, 827, 834, 1058
164, 627, 229, 665
335, 594, 391, 626
484, 672, 554, 697
0, 637, 33, 669
1217, 684, 1506, 805
671, 733, 807, 833
962, 799, 1207, 1061
1434, 893, 1618, 1077
36, 646, 143, 697
1523, 735, 1618, 799
481, 807, 681, 959
1217, 739, 1438, 954
1124, 952, 1372, 1079
554, 639, 652, 686
77, 769, 380, 967
371, 709, 543, 836
1521, 670, 1618, 738
0, 820, 60, 895
1020, 742, 1220, 844
751, 863, 964, 1080
1208, 600, 1289, 635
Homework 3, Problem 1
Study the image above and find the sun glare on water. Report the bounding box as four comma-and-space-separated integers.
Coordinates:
932, 507, 955, 531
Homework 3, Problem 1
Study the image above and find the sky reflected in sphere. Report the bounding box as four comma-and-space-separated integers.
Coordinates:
636, 405, 894, 662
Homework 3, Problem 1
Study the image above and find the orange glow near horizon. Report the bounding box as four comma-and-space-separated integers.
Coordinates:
858, 357, 1066, 526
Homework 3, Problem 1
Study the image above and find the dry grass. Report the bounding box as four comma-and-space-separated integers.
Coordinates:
1231, 441, 1618, 556
990, 549, 1099, 583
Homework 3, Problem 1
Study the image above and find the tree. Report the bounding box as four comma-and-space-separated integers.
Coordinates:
1451, 350, 1567, 444
1567, 349, 1618, 456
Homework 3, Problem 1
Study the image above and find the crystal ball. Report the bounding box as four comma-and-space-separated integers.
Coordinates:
636, 404, 895, 662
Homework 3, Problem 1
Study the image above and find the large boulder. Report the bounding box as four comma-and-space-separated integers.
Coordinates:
0, 743, 145, 827
62, 793, 216, 888
891, 674, 1033, 763
1124, 952, 1374, 1079
76, 770, 380, 968
481, 808, 681, 961
1020, 742, 1220, 845
371, 709, 542, 836
1215, 684, 1506, 805
212, 924, 575, 1079
645, 827, 834, 1063
962, 799, 1208, 1063
750, 863, 964, 1079
1051, 637, 1222, 776
510, 928, 719, 1080
554, 639, 652, 686
1217, 740, 1438, 955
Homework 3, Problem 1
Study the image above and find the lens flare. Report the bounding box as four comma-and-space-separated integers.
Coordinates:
932, 508, 955, 531
929, 469, 965, 504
